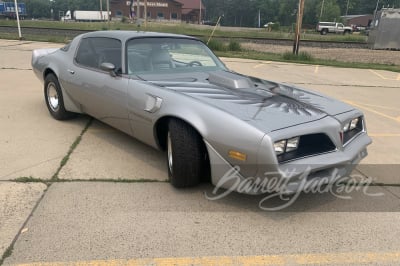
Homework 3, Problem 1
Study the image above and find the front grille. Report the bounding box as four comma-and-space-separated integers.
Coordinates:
277, 133, 336, 163
343, 117, 364, 145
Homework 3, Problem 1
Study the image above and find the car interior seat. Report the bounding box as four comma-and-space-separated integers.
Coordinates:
150, 48, 175, 70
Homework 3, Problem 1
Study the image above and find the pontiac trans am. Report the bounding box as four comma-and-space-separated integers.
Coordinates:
32, 31, 372, 193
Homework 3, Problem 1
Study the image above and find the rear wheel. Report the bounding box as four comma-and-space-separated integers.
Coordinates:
321, 29, 328, 35
44, 74, 75, 120
167, 119, 208, 188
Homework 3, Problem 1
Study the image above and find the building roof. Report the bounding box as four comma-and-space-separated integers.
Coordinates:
341, 14, 373, 19
175, 0, 204, 15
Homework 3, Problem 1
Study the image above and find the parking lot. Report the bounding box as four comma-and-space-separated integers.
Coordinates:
1, 39, 400, 265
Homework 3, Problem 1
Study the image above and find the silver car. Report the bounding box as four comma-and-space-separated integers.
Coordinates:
32, 31, 372, 193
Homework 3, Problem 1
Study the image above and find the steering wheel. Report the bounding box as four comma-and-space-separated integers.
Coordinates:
188, 61, 203, 67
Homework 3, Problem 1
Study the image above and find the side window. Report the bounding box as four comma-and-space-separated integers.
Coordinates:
75, 37, 122, 73
75, 38, 98, 68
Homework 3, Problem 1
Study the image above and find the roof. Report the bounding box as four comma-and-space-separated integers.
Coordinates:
175, 0, 204, 15
341, 14, 373, 19
80, 31, 198, 42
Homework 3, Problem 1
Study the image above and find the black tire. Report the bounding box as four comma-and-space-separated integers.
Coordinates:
343, 30, 351, 35
321, 29, 328, 35
44, 74, 75, 120
167, 119, 208, 188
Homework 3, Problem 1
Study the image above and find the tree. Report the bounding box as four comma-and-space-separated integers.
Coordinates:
25, 0, 51, 18
317, 0, 341, 21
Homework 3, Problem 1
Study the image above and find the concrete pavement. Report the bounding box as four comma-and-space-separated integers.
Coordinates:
4, 183, 400, 265
1, 40, 400, 265
58, 121, 167, 181
0, 40, 88, 181
0, 182, 46, 259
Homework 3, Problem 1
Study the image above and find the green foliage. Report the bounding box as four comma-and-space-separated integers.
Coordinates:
317, 0, 342, 21
25, 0, 51, 19
270, 22, 280, 31
0, 19, 368, 43
207, 39, 243, 52
207, 39, 227, 51
282, 51, 314, 61
122, 16, 129, 23
21, 0, 400, 26
202, 0, 400, 27
228, 40, 242, 51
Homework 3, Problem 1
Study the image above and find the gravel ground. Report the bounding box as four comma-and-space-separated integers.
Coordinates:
243, 42, 400, 65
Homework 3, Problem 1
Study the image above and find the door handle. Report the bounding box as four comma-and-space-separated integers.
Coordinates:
67, 69, 75, 75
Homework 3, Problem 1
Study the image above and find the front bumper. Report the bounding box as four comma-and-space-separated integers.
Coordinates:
206, 132, 372, 195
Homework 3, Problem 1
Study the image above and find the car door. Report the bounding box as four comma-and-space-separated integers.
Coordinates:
64, 37, 132, 135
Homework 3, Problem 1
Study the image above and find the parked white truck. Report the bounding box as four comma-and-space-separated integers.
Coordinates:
61, 10, 109, 22
316, 22, 353, 35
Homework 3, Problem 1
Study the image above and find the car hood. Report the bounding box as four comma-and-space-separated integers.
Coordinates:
142, 71, 354, 133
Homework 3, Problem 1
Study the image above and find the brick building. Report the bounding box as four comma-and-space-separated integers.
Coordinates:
110, 0, 204, 23
176, 0, 205, 23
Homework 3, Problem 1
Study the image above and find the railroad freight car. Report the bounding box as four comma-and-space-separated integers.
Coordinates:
0, 1, 26, 19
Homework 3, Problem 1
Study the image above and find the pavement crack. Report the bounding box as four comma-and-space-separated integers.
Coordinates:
1, 67, 32, 71
0, 41, 34, 48
381, 187, 400, 200
0, 183, 50, 266
51, 118, 93, 180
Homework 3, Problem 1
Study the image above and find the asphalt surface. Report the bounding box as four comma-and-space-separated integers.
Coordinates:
0, 39, 400, 265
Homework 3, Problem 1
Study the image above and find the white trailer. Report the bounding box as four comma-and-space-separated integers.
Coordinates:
61, 10, 109, 22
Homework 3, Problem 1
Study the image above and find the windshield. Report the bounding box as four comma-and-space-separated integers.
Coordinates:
126, 37, 227, 75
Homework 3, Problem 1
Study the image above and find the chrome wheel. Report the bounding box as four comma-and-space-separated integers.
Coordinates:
167, 132, 173, 175
47, 82, 59, 112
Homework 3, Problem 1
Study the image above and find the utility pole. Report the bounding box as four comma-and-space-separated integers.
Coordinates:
320, 0, 325, 19
137, 0, 141, 19
13, 0, 22, 40
346, 0, 350, 16
106, 0, 110, 29
293, 0, 305, 55
100, 0, 103, 20
199, 0, 201, 24
374, 0, 380, 19
144, 0, 147, 27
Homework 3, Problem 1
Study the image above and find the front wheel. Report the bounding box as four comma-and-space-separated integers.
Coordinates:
44, 74, 75, 120
167, 119, 208, 188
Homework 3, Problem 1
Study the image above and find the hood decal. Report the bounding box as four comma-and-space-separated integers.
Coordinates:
154, 81, 324, 118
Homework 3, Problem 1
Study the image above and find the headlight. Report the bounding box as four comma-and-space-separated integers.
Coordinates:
274, 137, 300, 155
350, 118, 359, 130
342, 117, 361, 132
274, 140, 286, 155
286, 137, 300, 152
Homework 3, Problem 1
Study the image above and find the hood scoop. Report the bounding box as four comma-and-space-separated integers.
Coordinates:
208, 71, 255, 90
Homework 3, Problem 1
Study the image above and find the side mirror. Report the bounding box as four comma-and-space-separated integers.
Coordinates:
100, 62, 117, 77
